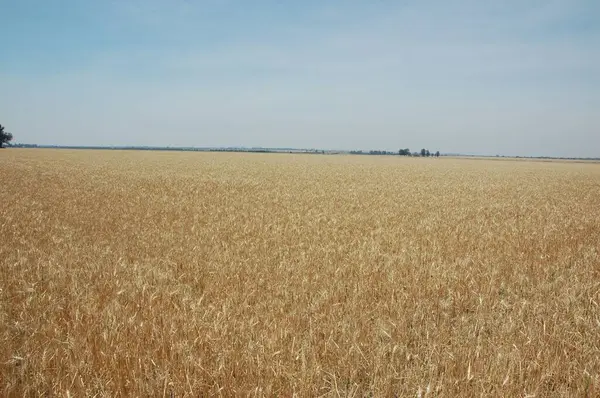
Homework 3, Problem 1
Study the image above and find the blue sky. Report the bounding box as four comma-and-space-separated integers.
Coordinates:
1, 0, 599, 157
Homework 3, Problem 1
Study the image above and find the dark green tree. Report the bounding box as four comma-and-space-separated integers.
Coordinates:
435, 151, 440, 157
0, 125, 13, 148
426, 149, 430, 157
420, 148, 426, 157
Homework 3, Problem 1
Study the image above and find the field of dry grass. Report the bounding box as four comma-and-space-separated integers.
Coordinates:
1, 149, 599, 397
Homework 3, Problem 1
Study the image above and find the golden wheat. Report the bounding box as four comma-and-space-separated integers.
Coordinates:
1, 149, 599, 397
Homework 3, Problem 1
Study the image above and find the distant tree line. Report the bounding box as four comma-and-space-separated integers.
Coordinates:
351, 148, 441, 157
3, 122, 447, 158
398, 148, 440, 157
350, 150, 397, 155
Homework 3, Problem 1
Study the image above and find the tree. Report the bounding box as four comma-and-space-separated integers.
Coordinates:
0, 125, 13, 148
435, 151, 440, 157
426, 149, 430, 157
420, 148, 426, 157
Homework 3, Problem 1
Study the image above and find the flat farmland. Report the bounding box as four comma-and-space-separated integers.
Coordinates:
1, 149, 599, 397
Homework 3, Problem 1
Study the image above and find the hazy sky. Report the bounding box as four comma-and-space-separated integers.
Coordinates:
1, 1, 599, 157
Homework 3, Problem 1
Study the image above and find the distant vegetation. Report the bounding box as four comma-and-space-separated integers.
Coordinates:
352, 148, 441, 157
6, 139, 598, 160
0, 124, 13, 148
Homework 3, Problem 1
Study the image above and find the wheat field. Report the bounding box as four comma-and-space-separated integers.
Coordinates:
1, 149, 599, 397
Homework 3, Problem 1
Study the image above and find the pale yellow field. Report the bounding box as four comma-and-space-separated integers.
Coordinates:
1, 149, 599, 397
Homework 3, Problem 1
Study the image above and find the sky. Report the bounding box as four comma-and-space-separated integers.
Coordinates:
1, 0, 599, 157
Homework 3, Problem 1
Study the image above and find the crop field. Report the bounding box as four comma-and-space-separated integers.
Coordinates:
1, 149, 600, 397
